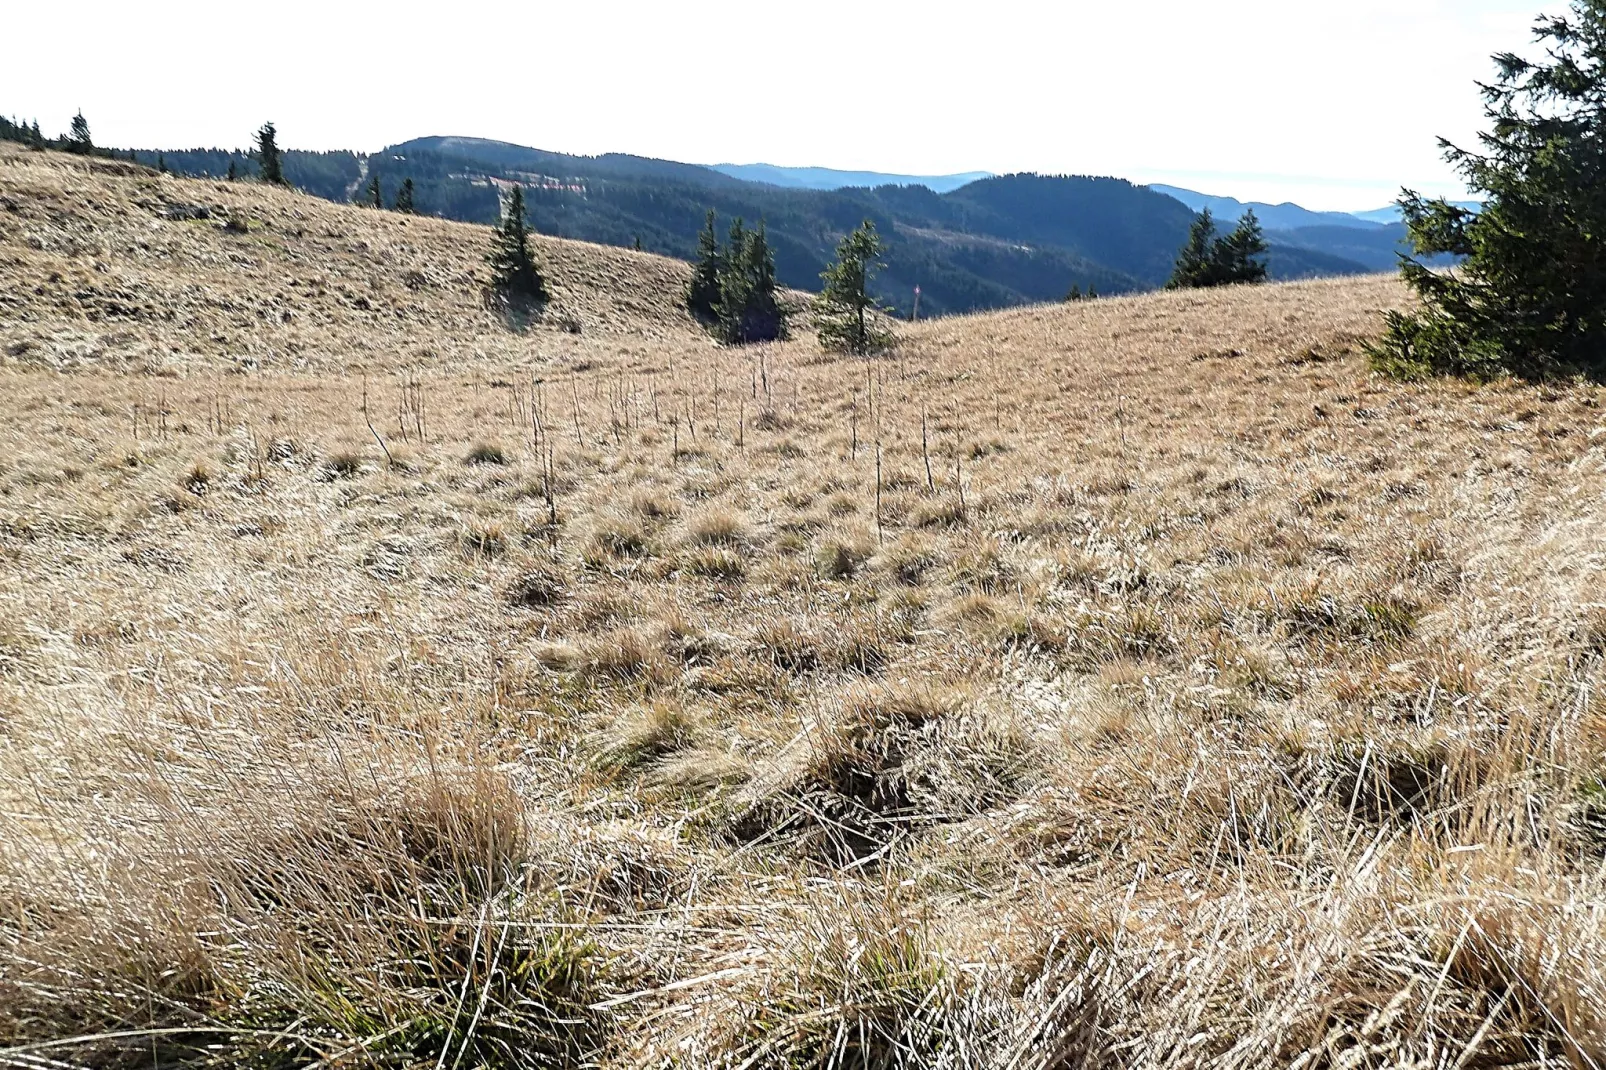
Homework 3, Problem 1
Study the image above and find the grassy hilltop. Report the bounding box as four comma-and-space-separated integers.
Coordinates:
3, 145, 1606, 1066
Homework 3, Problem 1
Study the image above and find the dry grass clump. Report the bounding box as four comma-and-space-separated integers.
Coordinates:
727, 684, 1031, 863
459, 517, 511, 557
507, 562, 568, 607
8, 147, 1606, 1064
724, 899, 956, 1066
593, 700, 698, 772
685, 505, 749, 547
817, 527, 874, 579
588, 513, 652, 558
465, 439, 508, 465
321, 447, 364, 479
682, 544, 746, 579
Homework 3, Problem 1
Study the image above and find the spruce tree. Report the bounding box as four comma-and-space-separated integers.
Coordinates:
1166, 209, 1268, 289
1371, 0, 1606, 379
29, 121, 44, 150
67, 112, 92, 155
717, 221, 784, 344
393, 178, 416, 213
366, 174, 382, 208
487, 185, 550, 306
226, 158, 238, 182
1213, 210, 1268, 284
1167, 209, 1217, 289
816, 220, 892, 355
256, 122, 287, 186
157, 153, 168, 174
685, 209, 723, 323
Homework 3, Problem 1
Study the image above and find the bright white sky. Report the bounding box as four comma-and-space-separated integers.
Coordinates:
2, 0, 1554, 211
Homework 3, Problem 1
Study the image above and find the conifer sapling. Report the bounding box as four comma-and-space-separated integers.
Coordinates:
487, 185, 550, 307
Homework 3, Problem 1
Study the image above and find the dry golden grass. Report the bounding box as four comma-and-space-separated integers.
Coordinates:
5, 143, 1606, 1067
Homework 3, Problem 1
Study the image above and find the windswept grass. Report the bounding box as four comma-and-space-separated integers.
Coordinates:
3, 143, 1606, 1066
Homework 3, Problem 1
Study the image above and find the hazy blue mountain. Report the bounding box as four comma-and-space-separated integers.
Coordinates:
1271, 224, 1417, 272
1350, 200, 1483, 225
709, 163, 993, 193
1150, 184, 1383, 232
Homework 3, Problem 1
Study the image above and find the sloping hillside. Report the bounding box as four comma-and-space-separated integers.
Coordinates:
4, 149, 1606, 1067
0, 144, 707, 374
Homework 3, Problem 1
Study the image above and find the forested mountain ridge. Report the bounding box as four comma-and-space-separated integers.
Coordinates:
359, 138, 1376, 316
32, 128, 1380, 317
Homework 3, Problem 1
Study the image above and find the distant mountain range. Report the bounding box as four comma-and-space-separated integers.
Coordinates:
127, 135, 1437, 317
1348, 200, 1483, 225
708, 163, 994, 194
1147, 184, 1381, 232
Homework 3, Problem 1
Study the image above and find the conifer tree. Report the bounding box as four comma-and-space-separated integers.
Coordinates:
29, 121, 44, 150
367, 174, 382, 208
816, 220, 892, 355
1066, 284, 1083, 302
226, 158, 238, 182
1371, 0, 1606, 379
717, 221, 784, 344
487, 185, 550, 306
157, 153, 168, 174
1166, 209, 1218, 289
65, 111, 92, 155
1213, 210, 1268, 284
393, 178, 416, 213
1166, 209, 1268, 289
256, 122, 287, 186
685, 209, 723, 323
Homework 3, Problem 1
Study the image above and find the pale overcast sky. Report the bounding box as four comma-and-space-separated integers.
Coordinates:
3, 0, 1554, 211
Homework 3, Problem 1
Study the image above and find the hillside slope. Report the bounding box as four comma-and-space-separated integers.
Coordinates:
4, 149, 1606, 1067
0, 144, 708, 373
